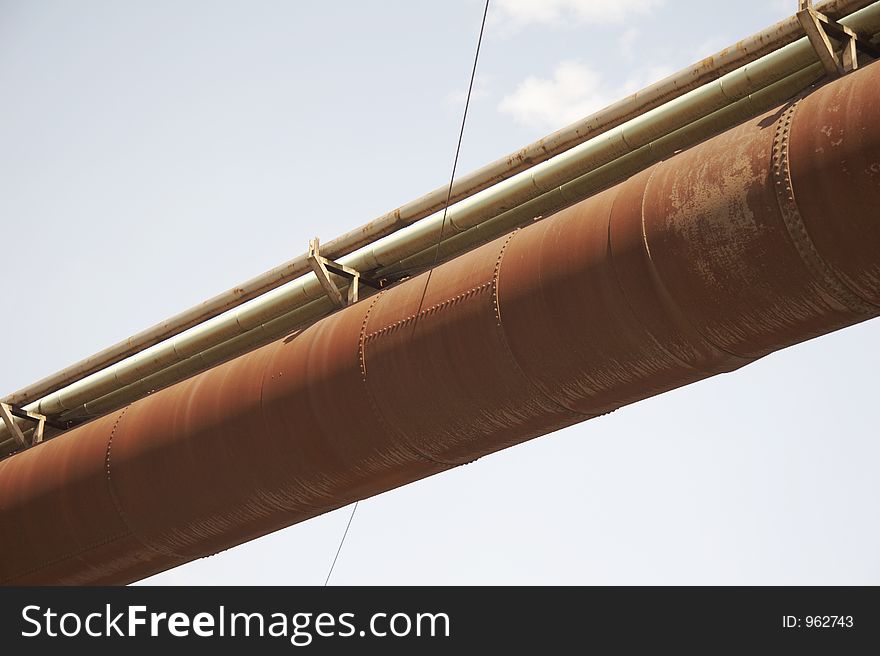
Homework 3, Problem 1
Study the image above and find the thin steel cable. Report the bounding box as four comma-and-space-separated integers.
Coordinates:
324, 501, 358, 586
322, 0, 490, 587
413, 0, 491, 321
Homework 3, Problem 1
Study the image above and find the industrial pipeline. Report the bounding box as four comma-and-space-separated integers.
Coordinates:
1, 0, 878, 449
1, 58, 877, 584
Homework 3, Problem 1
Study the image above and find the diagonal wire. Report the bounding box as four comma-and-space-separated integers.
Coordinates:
324, 501, 358, 586
412, 0, 491, 323
323, 0, 491, 587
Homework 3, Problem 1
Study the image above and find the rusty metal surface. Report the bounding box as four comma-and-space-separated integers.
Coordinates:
361, 238, 583, 466
5, 0, 873, 410
640, 109, 867, 359
1, 61, 879, 585
787, 65, 880, 309
498, 169, 745, 420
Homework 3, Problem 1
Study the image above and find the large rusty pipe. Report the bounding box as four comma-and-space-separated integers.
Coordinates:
1, 59, 878, 585
6, 2, 880, 451
4, 0, 875, 410
28, 62, 826, 434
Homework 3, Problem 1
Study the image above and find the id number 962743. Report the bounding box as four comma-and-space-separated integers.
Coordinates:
782, 615, 853, 628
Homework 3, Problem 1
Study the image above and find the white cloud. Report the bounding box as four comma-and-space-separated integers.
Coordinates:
498, 61, 607, 131
499, 60, 674, 132
493, 0, 664, 30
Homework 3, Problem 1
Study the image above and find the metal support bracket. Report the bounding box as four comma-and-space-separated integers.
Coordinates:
307, 238, 383, 308
0, 402, 46, 449
797, 1, 880, 77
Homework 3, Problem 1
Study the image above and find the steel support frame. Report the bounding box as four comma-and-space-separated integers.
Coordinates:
0, 402, 45, 450
307, 238, 382, 308
798, 0, 880, 75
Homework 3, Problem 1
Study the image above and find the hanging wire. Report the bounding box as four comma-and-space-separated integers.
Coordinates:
413, 0, 491, 322
324, 501, 358, 586
322, 0, 491, 586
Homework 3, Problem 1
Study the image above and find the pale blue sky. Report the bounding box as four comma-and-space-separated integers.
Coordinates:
1, 0, 878, 584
